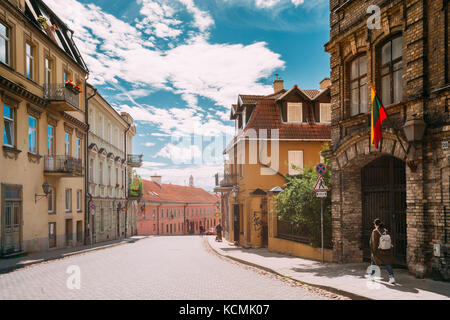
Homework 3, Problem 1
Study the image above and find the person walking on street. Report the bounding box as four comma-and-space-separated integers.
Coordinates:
370, 218, 396, 284
215, 223, 223, 242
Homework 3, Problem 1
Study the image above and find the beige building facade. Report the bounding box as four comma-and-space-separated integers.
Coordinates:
0, 0, 88, 255
86, 85, 141, 244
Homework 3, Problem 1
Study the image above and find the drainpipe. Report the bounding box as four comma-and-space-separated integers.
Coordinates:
124, 122, 132, 238
85, 85, 97, 245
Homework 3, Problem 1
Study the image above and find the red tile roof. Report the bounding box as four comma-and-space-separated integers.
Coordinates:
143, 180, 219, 204
243, 99, 331, 140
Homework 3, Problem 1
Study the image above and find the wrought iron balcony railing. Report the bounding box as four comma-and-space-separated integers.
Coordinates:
44, 155, 83, 176
127, 154, 143, 167
44, 84, 80, 111
215, 173, 238, 187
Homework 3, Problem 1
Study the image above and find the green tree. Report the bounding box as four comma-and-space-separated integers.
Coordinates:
275, 145, 332, 248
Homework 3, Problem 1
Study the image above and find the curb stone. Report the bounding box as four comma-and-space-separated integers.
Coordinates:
205, 238, 370, 300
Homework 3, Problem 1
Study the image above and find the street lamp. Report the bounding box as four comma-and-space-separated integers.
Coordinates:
35, 181, 52, 203
231, 186, 238, 200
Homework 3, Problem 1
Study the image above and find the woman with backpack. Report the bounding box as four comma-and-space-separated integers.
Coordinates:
370, 218, 396, 284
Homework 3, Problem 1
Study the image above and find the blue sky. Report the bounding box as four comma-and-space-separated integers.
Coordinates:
44, 0, 331, 191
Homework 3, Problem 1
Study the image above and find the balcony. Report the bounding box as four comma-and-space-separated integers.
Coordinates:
127, 154, 143, 167
44, 155, 84, 177
44, 84, 81, 111
214, 172, 238, 192
128, 178, 143, 200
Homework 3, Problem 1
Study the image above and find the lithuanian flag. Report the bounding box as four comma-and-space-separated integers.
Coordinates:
370, 84, 388, 148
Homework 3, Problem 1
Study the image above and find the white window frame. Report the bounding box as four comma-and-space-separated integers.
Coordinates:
89, 158, 94, 183
287, 102, 303, 123
319, 103, 332, 124
99, 162, 104, 185
3, 105, 14, 147
288, 150, 304, 175
65, 189, 72, 212
25, 42, 34, 80
76, 138, 81, 159
64, 132, 71, 156
44, 57, 52, 85
28, 115, 37, 154
0, 22, 10, 66
76, 190, 82, 212
48, 187, 55, 213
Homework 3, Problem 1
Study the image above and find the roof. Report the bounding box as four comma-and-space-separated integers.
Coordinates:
23, 0, 88, 72
142, 180, 219, 204
239, 95, 265, 105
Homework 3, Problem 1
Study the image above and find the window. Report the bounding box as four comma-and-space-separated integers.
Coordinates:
3, 105, 14, 146
76, 138, 81, 159
108, 165, 112, 186
64, 70, 71, 82
89, 159, 94, 183
0, 22, 10, 65
44, 58, 53, 85
28, 116, 37, 153
48, 187, 55, 213
65, 189, 72, 212
381, 36, 403, 105
64, 132, 71, 156
116, 168, 119, 185
320, 103, 332, 123
350, 56, 368, 116
77, 190, 82, 212
48, 125, 54, 156
99, 162, 103, 185
287, 102, 302, 123
25, 43, 34, 80
288, 150, 304, 175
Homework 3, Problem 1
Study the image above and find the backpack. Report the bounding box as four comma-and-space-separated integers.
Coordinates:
377, 229, 392, 250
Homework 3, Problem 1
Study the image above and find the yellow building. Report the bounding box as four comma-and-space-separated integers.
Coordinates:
0, 0, 88, 256
215, 78, 333, 261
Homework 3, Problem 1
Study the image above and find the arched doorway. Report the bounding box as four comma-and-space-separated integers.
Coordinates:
362, 156, 407, 266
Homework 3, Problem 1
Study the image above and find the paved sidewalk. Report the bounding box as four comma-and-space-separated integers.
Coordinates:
206, 236, 450, 300
0, 236, 148, 274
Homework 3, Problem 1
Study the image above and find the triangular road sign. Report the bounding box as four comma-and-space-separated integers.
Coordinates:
314, 175, 330, 191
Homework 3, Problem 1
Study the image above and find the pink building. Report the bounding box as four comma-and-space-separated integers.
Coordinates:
137, 176, 221, 236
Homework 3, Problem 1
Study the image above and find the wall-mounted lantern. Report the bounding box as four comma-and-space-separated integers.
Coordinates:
402, 118, 426, 172
231, 186, 238, 200
35, 181, 52, 203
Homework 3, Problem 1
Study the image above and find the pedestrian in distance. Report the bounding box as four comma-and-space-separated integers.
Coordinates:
215, 223, 223, 242
369, 218, 396, 284
199, 225, 204, 235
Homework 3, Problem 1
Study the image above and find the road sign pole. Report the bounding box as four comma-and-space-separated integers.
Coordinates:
321, 197, 324, 265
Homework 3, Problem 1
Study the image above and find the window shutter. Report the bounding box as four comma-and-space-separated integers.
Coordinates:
320, 103, 331, 123
288, 151, 304, 175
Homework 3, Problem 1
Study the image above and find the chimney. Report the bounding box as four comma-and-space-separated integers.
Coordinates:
320, 78, 331, 90
151, 175, 162, 186
273, 74, 284, 93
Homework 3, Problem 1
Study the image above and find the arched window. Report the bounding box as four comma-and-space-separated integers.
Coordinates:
380, 36, 403, 105
350, 55, 368, 116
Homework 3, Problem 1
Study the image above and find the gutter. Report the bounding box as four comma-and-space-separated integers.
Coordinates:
85, 85, 97, 245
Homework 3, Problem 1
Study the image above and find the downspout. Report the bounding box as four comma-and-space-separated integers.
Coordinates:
124, 122, 132, 238
85, 84, 97, 245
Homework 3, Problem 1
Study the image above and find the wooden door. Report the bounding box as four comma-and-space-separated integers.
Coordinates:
2, 202, 21, 255
233, 204, 240, 243
49, 222, 57, 248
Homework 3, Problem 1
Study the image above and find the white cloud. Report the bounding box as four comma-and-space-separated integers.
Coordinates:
142, 142, 156, 147
255, 0, 282, 8
156, 143, 203, 164
43, 0, 284, 108
142, 161, 166, 167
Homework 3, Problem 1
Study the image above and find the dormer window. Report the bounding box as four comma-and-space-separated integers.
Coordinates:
287, 102, 303, 123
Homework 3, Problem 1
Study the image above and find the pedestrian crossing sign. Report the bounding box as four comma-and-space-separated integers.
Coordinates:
314, 175, 330, 191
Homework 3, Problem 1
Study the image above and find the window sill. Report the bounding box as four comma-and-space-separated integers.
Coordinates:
27, 152, 43, 163
3, 145, 22, 160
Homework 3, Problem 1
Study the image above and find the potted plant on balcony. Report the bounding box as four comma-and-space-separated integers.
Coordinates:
116, 183, 120, 188
65, 80, 82, 94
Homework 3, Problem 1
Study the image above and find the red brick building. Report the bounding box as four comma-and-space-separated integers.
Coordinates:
137, 176, 221, 235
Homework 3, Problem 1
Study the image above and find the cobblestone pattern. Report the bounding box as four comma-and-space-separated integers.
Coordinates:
0, 236, 335, 300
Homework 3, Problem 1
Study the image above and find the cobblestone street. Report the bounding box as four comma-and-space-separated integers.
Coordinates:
0, 236, 333, 300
